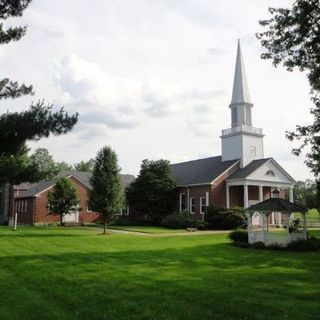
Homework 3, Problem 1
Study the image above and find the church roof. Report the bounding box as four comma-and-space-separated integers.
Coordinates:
230, 40, 252, 105
226, 158, 271, 180
17, 171, 135, 198
170, 156, 239, 186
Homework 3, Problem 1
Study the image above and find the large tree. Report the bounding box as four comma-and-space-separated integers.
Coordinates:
126, 159, 176, 223
0, 1, 78, 186
257, 0, 320, 206
89, 146, 123, 234
47, 177, 80, 225
74, 159, 95, 172
29, 148, 60, 181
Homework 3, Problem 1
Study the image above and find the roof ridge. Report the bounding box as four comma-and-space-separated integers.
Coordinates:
170, 155, 221, 166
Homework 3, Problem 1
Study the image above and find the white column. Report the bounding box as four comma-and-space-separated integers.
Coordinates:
244, 184, 249, 208
259, 186, 263, 202
271, 212, 275, 225
226, 184, 230, 209
289, 187, 294, 202
205, 192, 209, 206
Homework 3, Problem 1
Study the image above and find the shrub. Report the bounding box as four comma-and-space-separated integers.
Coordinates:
252, 241, 265, 249
287, 237, 320, 251
229, 230, 248, 243
205, 206, 247, 230
161, 210, 198, 229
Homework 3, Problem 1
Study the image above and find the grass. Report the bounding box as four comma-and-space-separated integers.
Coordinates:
0, 227, 319, 320
108, 225, 187, 234
296, 209, 320, 221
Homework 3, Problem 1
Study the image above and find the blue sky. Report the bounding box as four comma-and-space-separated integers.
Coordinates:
1, 0, 313, 180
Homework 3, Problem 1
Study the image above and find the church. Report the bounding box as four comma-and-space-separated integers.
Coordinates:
170, 41, 296, 224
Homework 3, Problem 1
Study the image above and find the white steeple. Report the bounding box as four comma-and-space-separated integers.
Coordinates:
221, 40, 264, 168
231, 40, 252, 105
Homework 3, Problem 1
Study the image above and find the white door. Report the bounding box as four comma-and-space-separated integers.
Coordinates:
62, 210, 79, 223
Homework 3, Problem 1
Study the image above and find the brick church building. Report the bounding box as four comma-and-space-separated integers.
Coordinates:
169, 41, 295, 225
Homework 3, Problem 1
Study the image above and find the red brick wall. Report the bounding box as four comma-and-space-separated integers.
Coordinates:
34, 176, 101, 224
212, 162, 241, 208
14, 176, 101, 225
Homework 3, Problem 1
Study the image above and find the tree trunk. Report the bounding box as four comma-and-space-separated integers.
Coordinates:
60, 214, 63, 226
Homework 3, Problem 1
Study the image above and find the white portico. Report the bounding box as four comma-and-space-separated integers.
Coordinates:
221, 40, 295, 217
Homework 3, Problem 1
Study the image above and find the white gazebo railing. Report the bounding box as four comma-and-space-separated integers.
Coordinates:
249, 230, 306, 246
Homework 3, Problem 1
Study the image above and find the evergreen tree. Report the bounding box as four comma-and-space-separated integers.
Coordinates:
257, 0, 320, 206
126, 159, 176, 223
47, 177, 80, 225
0, 1, 78, 185
89, 146, 123, 234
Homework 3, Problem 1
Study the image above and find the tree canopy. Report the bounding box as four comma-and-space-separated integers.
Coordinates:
126, 159, 176, 223
89, 146, 123, 234
74, 159, 95, 172
0, 1, 78, 186
47, 177, 80, 225
257, 0, 320, 200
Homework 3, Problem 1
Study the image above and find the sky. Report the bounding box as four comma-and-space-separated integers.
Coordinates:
1, 0, 314, 180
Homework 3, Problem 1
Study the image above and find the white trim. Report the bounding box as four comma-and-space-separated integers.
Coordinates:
34, 174, 91, 197
211, 160, 240, 185
226, 158, 296, 184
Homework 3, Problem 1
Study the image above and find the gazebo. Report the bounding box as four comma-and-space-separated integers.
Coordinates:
245, 189, 308, 246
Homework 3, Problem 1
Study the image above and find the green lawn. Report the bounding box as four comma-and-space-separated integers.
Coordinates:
109, 225, 187, 234
0, 227, 319, 320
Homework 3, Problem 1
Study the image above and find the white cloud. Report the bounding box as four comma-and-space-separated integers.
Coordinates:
2, 0, 313, 180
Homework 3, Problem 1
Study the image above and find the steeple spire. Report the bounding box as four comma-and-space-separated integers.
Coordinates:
230, 40, 252, 105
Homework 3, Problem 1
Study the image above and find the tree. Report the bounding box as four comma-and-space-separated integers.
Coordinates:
89, 146, 123, 234
257, 0, 320, 207
55, 161, 73, 172
294, 179, 317, 209
0, 1, 78, 186
126, 159, 176, 223
74, 159, 95, 172
29, 148, 60, 180
47, 177, 80, 225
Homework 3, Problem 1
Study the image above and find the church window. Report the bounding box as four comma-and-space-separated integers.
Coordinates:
250, 146, 256, 156
200, 197, 206, 214
179, 193, 186, 212
266, 170, 275, 177
189, 197, 195, 214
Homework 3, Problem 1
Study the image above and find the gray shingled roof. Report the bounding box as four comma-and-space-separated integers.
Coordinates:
246, 197, 307, 213
226, 158, 271, 180
170, 156, 239, 186
17, 171, 135, 198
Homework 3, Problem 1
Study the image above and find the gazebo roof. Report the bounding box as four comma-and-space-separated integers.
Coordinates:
246, 197, 308, 213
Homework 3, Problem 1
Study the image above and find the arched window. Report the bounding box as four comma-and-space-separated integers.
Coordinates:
266, 170, 275, 177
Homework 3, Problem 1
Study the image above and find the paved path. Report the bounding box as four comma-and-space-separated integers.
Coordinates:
106, 228, 230, 237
